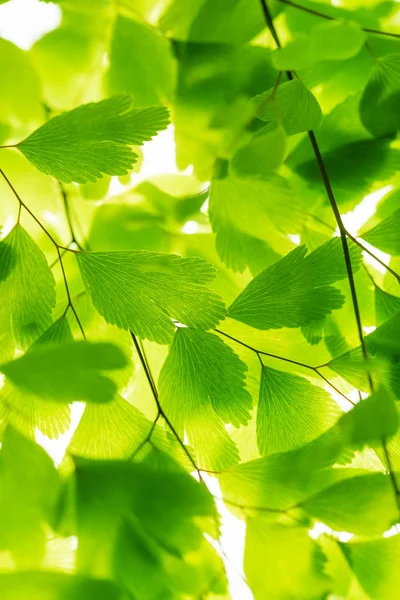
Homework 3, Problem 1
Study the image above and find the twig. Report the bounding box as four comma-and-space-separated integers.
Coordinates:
215, 328, 355, 406
277, 0, 400, 39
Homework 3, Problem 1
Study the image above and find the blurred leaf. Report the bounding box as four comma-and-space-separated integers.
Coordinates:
271, 37, 314, 71
303, 471, 399, 534
108, 15, 177, 107
75, 458, 225, 598
360, 53, 400, 138
1, 341, 128, 403
0, 572, 124, 600
231, 122, 287, 176
245, 521, 330, 600
341, 535, 400, 599
0, 427, 60, 566
0, 318, 73, 439
309, 20, 366, 61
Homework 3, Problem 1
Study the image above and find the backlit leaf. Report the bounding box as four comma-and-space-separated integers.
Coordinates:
0, 225, 55, 349
1, 341, 128, 404
229, 238, 362, 330
77, 250, 226, 344
158, 327, 249, 469
18, 95, 169, 183
360, 53, 400, 138
257, 366, 341, 456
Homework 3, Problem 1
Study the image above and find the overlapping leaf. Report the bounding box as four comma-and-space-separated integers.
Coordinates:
1, 341, 128, 403
75, 458, 225, 599
257, 366, 341, 456
0, 225, 55, 349
158, 327, 251, 469
76, 250, 226, 344
360, 53, 400, 138
0, 427, 60, 566
229, 237, 362, 330
252, 78, 323, 135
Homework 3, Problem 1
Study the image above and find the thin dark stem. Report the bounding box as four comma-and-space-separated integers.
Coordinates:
50, 246, 70, 269
59, 182, 84, 251
130, 330, 202, 478
307, 131, 374, 390
0, 168, 58, 247
382, 441, 400, 507
17, 201, 22, 223
0, 167, 85, 337
310, 213, 400, 285
277, 0, 400, 39
347, 232, 400, 284
130, 411, 161, 460
214, 328, 355, 405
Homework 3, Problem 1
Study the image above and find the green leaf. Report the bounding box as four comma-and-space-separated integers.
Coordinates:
159, 327, 249, 469
360, 53, 400, 138
337, 386, 399, 449
303, 471, 399, 535
178, 0, 265, 45
0, 318, 73, 439
108, 16, 177, 107
257, 366, 341, 456
0, 38, 43, 130
231, 121, 287, 176
341, 535, 400, 600
75, 459, 225, 599
17, 95, 169, 183
294, 139, 400, 208
309, 20, 366, 61
229, 238, 362, 331
0, 225, 55, 349
0, 427, 60, 566
375, 285, 400, 325
29, 1, 113, 110
362, 207, 400, 255
0, 572, 124, 600
271, 36, 314, 71
209, 172, 303, 272
329, 311, 400, 395
245, 521, 330, 600
69, 394, 193, 466
76, 250, 226, 344
1, 341, 128, 404
253, 79, 323, 135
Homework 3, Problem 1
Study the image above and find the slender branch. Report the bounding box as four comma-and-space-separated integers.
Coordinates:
215, 328, 355, 406
130, 331, 202, 477
307, 131, 374, 389
310, 213, 400, 285
59, 182, 84, 251
0, 168, 85, 337
347, 232, 400, 284
130, 411, 161, 460
277, 0, 400, 39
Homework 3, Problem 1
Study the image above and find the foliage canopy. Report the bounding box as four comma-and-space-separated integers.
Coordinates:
0, 0, 399, 598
